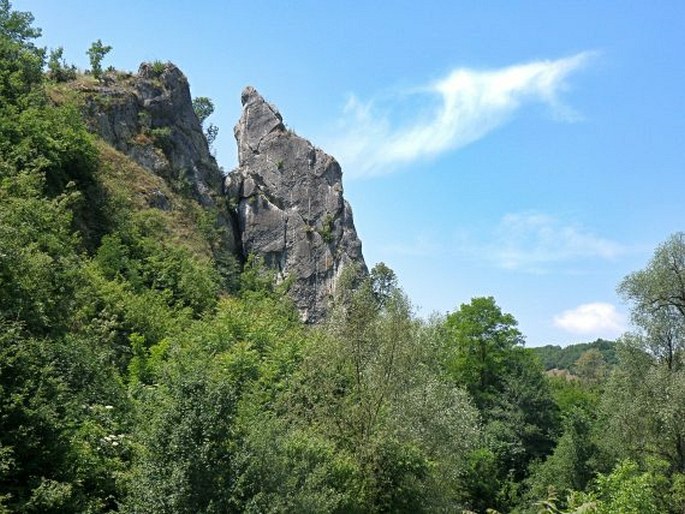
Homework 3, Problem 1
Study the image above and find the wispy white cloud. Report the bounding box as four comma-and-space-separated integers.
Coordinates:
330, 52, 594, 178
376, 211, 626, 273
488, 212, 624, 273
553, 302, 626, 337
451, 211, 625, 273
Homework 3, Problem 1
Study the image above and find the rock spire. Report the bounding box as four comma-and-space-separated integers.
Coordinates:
225, 86, 366, 322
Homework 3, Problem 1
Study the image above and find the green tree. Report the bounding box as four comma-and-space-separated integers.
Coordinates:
578, 460, 660, 514
192, 96, 219, 147
275, 265, 481, 512
0, 0, 43, 103
445, 297, 558, 511
86, 39, 111, 80
0, 0, 39, 43
598, 234, 685, 474
0, 321, 130, 513
533, 339, 617, 372
618, 232, 685, 371
573, 349, 609, 387
205, 122, 219, 145
445, 296, 524, 410
599, 340, 685, 474
124, 293, 305, 513
534, 460, 662, 514
230, 414, 361, 513
192, 96, 214, 124
1, 0, 97, 198
527, 407, 598, 503
47, 46, 75, 82
369, 261, 397, 307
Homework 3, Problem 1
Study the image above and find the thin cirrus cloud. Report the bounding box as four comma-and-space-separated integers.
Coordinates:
330, 52, 594, 178
489, 212, 625, 273
381, 212, 625, 273
553, 303, 626, 337
451, 212, 625, 273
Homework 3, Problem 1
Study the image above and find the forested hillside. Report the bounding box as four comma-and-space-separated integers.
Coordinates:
533, 339, 617, 372
2, 3, 685, 512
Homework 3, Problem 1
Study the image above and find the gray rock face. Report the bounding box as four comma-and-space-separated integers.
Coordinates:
82, 62, 237, 254
82, 64, 366, 322
226, 87, 366, 322
83, 62, 223, 207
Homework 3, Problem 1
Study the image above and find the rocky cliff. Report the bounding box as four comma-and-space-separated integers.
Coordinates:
84, 64, 226, 205
83, 64, 365, 322
225, 87, 366, 322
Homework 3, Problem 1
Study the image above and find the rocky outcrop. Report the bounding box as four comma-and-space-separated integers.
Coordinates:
81, 62, 237, 254
82, 62, 224, 208
81, 63, 366, 322
225, 87, 366, 322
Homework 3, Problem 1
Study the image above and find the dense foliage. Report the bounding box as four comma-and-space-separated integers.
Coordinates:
532, 340, 617, 372
2, 3, 685, 512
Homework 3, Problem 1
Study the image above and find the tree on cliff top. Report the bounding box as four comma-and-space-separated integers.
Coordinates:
86, 39, 111, 80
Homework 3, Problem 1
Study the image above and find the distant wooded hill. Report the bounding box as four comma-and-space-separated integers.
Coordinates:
532, 338, 617, 371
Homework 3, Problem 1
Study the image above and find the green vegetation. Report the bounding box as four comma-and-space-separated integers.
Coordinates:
533, 339, 617, 372
319, 213, 334, 243
445, 297, 558, 512
47, 46, 76, 82
192, 95, 219, 147
192, 96, 215, 123
150, 125, 172, 150
87, 39, 112, 80
3, 2, 685, 512
150, 59, 166, 75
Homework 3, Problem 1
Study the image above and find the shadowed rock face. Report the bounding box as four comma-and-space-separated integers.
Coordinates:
226, 86, 366, 322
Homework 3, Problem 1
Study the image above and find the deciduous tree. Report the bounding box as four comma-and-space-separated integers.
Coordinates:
86, 39, 111, 80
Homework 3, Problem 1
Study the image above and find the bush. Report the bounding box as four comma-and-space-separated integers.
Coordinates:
47, 47, 76, 82
150, 59, 166, 75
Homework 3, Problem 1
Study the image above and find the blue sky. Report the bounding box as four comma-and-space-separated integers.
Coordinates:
19, 1, 685, 346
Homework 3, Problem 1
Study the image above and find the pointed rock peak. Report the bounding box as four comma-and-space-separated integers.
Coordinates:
235, 86, 285, 163
228, 88, 366, 323
240, 86, 281, 115
240, 85, 262, 106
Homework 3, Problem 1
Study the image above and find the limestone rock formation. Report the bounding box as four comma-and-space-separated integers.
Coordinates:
81, 62, 237, 254
225, 87, 366, 322
81, 63, 366, 322
83, 62, 224, 208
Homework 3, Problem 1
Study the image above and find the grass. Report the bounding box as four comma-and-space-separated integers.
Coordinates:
95, 140, 216, 260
